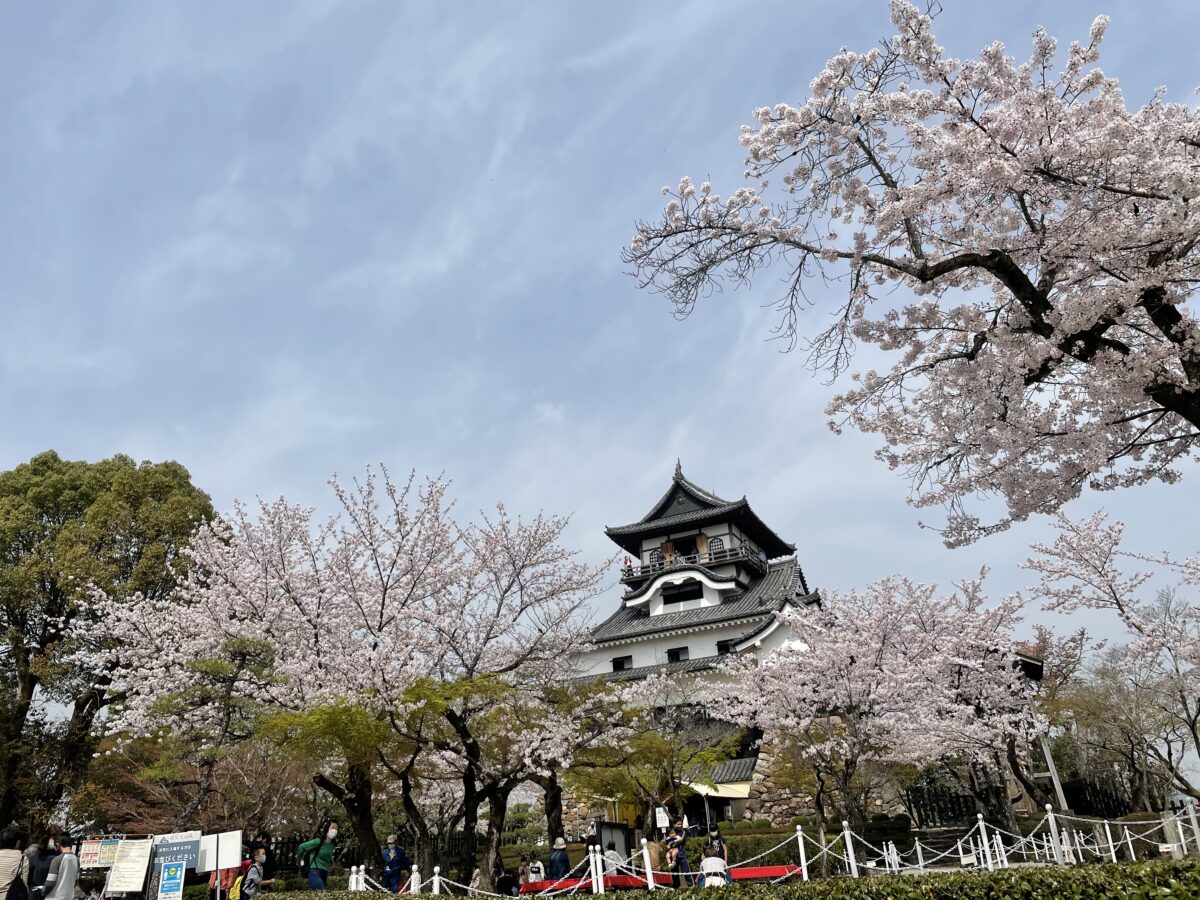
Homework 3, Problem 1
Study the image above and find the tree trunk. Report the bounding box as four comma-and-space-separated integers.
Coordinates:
399, 766, 435, 877
1005, 736, 1052, 809
483, 785, 514, 891
457, 771, 481, 885
313, 763, 382, 874
41, 685, 106, 813
0, 666, 38, 824
532, 772, 564, 841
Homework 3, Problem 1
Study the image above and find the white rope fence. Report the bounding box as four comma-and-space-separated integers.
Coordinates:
387, 799, 1200, 894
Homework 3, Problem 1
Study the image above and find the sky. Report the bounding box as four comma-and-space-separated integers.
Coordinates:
1, 0, 1198, 641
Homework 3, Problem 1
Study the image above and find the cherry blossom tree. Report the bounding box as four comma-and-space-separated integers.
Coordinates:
625, 2, 1200, 545
1023, 512, 1200, 798
78, 467, 610, 876
709, 574, 1036, 829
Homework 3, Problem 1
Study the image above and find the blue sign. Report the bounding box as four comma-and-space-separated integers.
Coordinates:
158, 863, 184, 900
153, 840, 200, 870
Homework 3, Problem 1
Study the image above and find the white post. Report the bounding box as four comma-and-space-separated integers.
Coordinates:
915, 839, 925, 874
1062, 829, 1076, 865
1187, 800, 1200, 857
1030, 836, 1040, 862
994, 833, 1008, 868
348, 866, 358, 891
595, 845, 606, 895
1046, 805, 1065, 865
411, 865, 421, 894
977, 815, 994, 872
1073, 828, 1086, 862
587, 846, 598, 895
794, 826, 808, 882
842, 821, 859, 878
1124, 826, 1135, 861
1104, 821, 1118, 863
891, 841, 901, 873
432, 866, 441, 895
640, 838, 655, 891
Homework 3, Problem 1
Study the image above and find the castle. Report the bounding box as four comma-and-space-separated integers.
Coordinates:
572, 463, 819, 826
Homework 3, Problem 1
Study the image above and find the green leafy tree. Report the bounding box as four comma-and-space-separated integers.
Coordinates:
0, 450, 212, 823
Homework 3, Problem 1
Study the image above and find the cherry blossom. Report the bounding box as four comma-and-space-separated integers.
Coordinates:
707, 573, 1037, 827
626, 2, 1200, 545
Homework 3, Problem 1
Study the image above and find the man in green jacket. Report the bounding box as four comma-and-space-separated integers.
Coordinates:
296, 821, 339, 891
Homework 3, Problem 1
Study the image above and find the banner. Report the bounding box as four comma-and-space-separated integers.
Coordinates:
107, 839, 154, 893
156, 863, 185, 900
153, 831, 201, 870
80, 839, 122, 869
655, 807, 669, 829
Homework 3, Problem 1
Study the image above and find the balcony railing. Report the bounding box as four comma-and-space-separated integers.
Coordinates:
620, 543, 767, 582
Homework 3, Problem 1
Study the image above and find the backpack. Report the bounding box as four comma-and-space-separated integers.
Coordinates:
298, 841, 321, 877
228, 875, 244, 900
6, 875, 29, 900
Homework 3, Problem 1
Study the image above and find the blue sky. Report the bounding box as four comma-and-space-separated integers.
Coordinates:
2, 0, 1197, 637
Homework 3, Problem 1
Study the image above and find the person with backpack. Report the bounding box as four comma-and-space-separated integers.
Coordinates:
547, 839, 570, 881
23, 832, 57, 900
380, 835, 409, 893
239, 845, 271, 900
698, 847, 728, 888
295, 821, 338, 891
0, 825, 30, 900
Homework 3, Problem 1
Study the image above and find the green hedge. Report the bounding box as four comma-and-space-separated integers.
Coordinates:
253, 859, 1200, 899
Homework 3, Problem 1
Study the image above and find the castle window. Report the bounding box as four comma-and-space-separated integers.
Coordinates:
648, 549, 664, 568
612, 655, 633, 672
666, 646, 689, 664
661, 580, 704, 604
717, 639, 735, 656
708, 536, 725, 557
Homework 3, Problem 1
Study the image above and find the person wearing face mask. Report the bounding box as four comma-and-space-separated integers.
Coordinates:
379, 836, 409, 893
240, 846, 272, 900
295, 821, 338, 891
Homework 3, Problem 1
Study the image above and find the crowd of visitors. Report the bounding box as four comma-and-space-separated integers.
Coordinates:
0, 827, 87, 900
0, 815, 734, 898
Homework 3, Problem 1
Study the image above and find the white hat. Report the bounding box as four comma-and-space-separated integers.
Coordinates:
553, 837, 567, 850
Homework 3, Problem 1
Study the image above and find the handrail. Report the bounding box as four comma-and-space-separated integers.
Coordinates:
621, 544, 766, 581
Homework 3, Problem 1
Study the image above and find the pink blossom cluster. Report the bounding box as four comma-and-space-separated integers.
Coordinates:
627, 2, 1200, 545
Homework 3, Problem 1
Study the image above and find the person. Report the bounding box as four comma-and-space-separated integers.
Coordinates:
295, 820, 338, 891
0, 825, 30, 900
644, 837, 661, 875
602, 842, 622, 876
494, 869, 518, 897
380, 835, 409, 893
705, 826, 728, 865
517, 855, 530, 886
527, 856, 545, 883
240, 846, 271, 900
666, 826, 690, 888
249, 833, 274, 885
467, 869, 482, 892
698, 847, 728, 888
24, 832, 58, 900
42, 836, 78, 900
547, 838, 570, 881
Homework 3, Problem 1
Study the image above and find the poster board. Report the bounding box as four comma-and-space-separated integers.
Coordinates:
80, 838, 122, 870
196, 831, 242, 874
153, 832, 201, 870
156, 863, 185, 900
654, 807, 669, 829
107, 839, 154, 893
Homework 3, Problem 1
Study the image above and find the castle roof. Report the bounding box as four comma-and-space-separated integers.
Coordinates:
604, 462, 795, 558
590, 556, 817, 646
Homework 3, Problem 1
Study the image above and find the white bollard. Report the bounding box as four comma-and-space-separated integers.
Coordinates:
595, 846, 606, 895
994, 833, 1008, 868
587, 846, 598, 895
915, 839, 925, 874
432, 866, 441, 895
795, 825, 808, 882
1124, 826, 1135, 861
641, 838, 655, 891
411, 865, 421, 894
842, 821, 859, 878
349, 866, 359, 892
1073, 829, 1086, 862
1046, 805, 1066, 865
977, 815, 994, 872
1104, 821, 1118, 863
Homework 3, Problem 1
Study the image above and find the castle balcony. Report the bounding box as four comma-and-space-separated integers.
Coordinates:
619, 542, 767, 584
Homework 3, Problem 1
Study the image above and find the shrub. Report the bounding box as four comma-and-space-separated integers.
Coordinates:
717, 820, 734, 832
276, 859, 1200, 899
752, 818, 772, 829
733, 820, 753, 831
890, 813, 911, 831
789, 815, 809, 827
